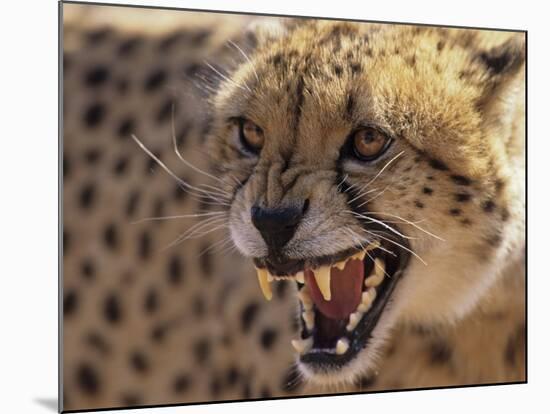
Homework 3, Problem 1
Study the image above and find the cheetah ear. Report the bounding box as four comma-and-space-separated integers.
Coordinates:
476, 35, 526, 113
245, 18, 292, 47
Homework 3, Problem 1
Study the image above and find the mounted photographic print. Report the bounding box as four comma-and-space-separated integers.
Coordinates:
60, 1, 526, 411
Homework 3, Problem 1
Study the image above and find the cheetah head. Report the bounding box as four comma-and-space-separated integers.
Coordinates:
207, 20, 525, 386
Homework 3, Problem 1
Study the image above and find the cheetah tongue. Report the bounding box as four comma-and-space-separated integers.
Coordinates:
304, 258, 364, 320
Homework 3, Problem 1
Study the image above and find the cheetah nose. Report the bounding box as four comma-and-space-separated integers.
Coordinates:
251, 201, 308, 252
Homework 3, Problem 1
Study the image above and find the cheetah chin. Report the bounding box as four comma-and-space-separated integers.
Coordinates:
253, 234, 410, 383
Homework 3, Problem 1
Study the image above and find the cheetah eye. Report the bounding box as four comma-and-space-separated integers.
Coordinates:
234, 118, 264, 154
351, 127, 392, 161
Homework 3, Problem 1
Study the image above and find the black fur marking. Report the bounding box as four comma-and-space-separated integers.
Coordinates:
104, 292, 122, 324
333, 64, 343, 76
450, 175, 472, 186
193, 338, 211, 365
86, 28, 111, 45
192, 295, 206, 318
226, 366, 241, 386
241, 302, 259, 333
358, 375, 377, 389
449, 208, 462, 216
436, 40, 445, 52
83, 102, 106, 128
422, 187, 433, 195
118, 36, 143, 57
144, 68, 167, 92
117, 117, 135, 138
486, 232, 503, 247
125, 190, 140, 217
81, 258, 95, 280
167, 255, 184, 285
85, 65, 110, 87
63, 155, 70, 178
260, 328, 278, 350
63, 289, 78, 316
103, 223, 118, 250
173, 374, 191, 393
210, 377, 222, 397
77, 363, 100, 395
292, 76, 305, 135
428, 158, 449, 171
483, 200, 496, 213
113, 156, 129, 176
138, 231, 152, 260
84, 148, 102, 164
79, 182, 96, 209
121, 393, 141, 406
350, 62, 362, 74
414, 200, 424, 209
455, 193, 472, 202
130, 351, 149, 373
85, 332, 110, 355
63, 230, 70, 253
501, 207, 510, 222
144, 287, 158, 314
346, 94, 355, 119
281, 364, 303, 392
429, 341, 453, 365
461, 218, 472, 226
155, 98, 173, 124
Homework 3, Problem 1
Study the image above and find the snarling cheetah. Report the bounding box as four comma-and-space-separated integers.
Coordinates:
62, 3, 525, 411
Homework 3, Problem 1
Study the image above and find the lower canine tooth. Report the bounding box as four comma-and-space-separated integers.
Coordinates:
346, 311, 363, 331
313, 266, 332, 301
365, 258, 385, 287
336, 338, 350, 355
291, 337, 313, 354
302, 311, 315, 331
255, 267, 272, 301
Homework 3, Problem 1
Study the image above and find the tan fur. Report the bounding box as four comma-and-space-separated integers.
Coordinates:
62, 5, 525, 411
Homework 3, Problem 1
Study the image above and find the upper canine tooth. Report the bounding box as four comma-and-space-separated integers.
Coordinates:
313, 266, 332, 301
255, 267, 272, 301
295, 271, 305, 284
365, 258, 385, 287
352, 251, 366, 261
366, 240, 380, 251
336, 337, 350, 355
291, 337, 313, 354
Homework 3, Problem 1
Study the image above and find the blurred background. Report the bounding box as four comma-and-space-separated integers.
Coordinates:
62, 3, 305, 410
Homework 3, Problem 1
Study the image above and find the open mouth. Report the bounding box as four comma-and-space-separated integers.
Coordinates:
253, 237, 410, 372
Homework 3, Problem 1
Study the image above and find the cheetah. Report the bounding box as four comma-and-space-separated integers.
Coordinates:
62, 3, 525, 411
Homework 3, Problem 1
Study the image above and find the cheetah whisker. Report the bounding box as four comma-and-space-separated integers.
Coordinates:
227, 40, 260, 83
367, 211, 445, 242
204, 60, 252, 93
131, 211, 227, 225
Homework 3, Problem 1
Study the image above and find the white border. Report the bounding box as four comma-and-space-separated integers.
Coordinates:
1, 1, 547, 413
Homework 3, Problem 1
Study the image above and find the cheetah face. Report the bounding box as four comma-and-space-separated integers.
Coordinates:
208, 21, 525, 385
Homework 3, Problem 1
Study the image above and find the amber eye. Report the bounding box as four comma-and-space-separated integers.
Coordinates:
351, 127, 392, 161
238, 119, 264, 153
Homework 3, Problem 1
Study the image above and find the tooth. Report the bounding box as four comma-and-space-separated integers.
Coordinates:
302, 311, 315, 331
313, 266, 332, 301
366, 240, 380, 251
346, 311, 362, 331
336, 338, 350, 355
255, 267, 272, 301
365, 258, 385, 287
334, 260, 347, 270
267, 273, 274, 282
295, 271, 305, 284
291, 337, 313, 354
359, 288, 377, 311
298, 288, 313, 310
352, 251, 366, 261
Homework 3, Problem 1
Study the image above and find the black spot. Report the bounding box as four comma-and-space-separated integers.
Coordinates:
117, 117, 135, 138
103, 292, 122, 324
226, 366, 241, 386
103, 223, 118, 250
350, 62, 362, 74
260, 328, 278, 350
83, 102, 106, 128
86, 28, 111, 45
150, 324, 167, 343
486, 232, 503, 247
158, 31, 186, 51
193, 338, 211, 365
77, 363, 100, 395
63, 289, 78, 316
281, 365, 303, 392
63, 155, 71, 178
125, 190, 140, 217
144, 287, 159, 314
495, 179, 505, 193
173, 183, 188, 201
191, 29, 211, 47
450, 175, 472, 186
138, 231, 152, 260
422, 187, 433, 195
84, 148, 102, 164
85, 332, 110, 355
113, 157, 129, 176
155, 98, 173, 124
130, 351, 149, 373
414, 200, 424, 209
121, 393, 141, 406
167, 255, 184, 285
345, 94, 355, 119
428, 158, 449, 171
500, 207, 510, 222
118, 36, 143, 57
270, 53, 283, 66
455, 193, 472, 202
81, 258, 95, 280
63, 229, 70, 253
436, 40, 445, 51
85, 65, 110, 87
429, 341, 452, 365
241, 302, 259, 333
449, 208, 462, 216
144, 68, 167, 92
358, 375, 377, 389
461, 218, 472, 226
173, 374, 191, 393
260, 386, 272, 398
482, 200, 496, 213
79, 182, 96, 209
333, 64, 343, 76
210, 377, 222, 397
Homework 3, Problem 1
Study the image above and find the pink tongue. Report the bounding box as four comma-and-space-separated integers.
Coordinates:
305, 258, 364, 320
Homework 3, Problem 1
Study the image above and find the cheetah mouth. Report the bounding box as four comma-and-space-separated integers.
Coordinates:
253, 236, 410, 371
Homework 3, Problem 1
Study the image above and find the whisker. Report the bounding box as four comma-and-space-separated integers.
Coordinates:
131, 211, 226, 225
367, 211, 445, 241
204, 60, 251, 92
227, 39, 260, 83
